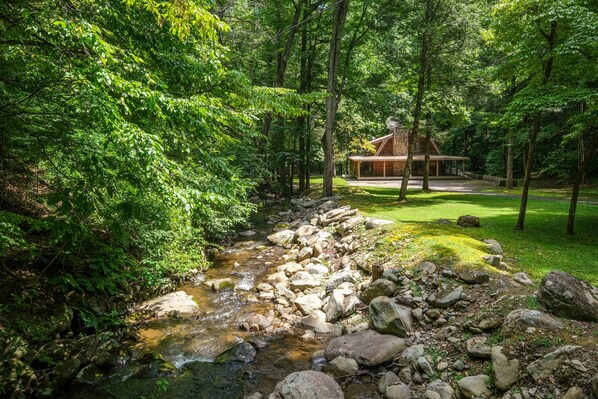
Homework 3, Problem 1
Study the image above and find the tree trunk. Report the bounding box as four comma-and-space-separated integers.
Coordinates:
323, 0, 350, 197
515, 114, 540, 230
422, 117, 431, 191
567, 135, 595, 234
399, 0, 430, 201
506, 132, 514, 189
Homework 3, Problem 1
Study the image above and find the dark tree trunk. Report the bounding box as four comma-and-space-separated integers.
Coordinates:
423, 117, 431, 191
567, 134, 595, 234
506, 132, 514, 189
323, 0, 350, 197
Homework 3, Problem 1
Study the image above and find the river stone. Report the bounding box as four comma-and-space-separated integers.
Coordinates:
365, 218, 394, 230
306, 264, 329, 276
538, 270, 598, 321
378, 371, 401, 394
427, 380, 455, 399
215, 341, 256, 364
386, 382, 411, 399
526, 345, 582, 381
323, 290, 345, 322
591, 374, 598, 397
512, 272, 534, 285
502, 309, 564, 334
466, 336, 492, 359
429, 286, 463, 308
457, 215, 480, 228
249, 314, 272, 330
289, 271, 320, 291
267, 230, 295, 246
483, 239, 503, 255
457, 375, 491, 398
360, 278, 396, 304
370, 296, 413, 337
269, 370, 343, 399
279, 262, 304, 274
418, 356, 434, 376
239, 230, 257, 237
267, 271, 289, 284
302, 310, 326, 330
296, 247, 313, 262
325, 330, 405, 367
458, 269, 490, 285
336, 215, 365, 235
492, 346, 519, 390
206, 278, 235, 291
321, 355, 359, 377
561, 387, 584, 399
294, 225, 319, 241
138, 291, 198, 317
294, 294, 323, 316
399, 344, 424, 366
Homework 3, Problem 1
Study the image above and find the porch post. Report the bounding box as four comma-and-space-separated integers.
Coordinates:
357, 161, 361, 179
383, 161, 386, 178
436, 161, 439, 177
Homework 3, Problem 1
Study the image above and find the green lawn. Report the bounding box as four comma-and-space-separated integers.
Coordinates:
341, 186, 598, 285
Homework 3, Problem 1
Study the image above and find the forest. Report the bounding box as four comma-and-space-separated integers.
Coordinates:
1, 0, 597, 397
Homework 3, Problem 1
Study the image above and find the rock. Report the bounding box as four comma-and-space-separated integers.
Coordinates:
267, 271, 289, 284
294, 294, 323, 316
560, 387, 583, 399
592, 374, 598, 398
483, 255, 502, 267
457, 215, 480, 228
398, 367, 412, 384
479, 318, 503, 331
452, 360, 466, 371
365, 218, 394, 230
538, 270, 598, 321
306, 264, 329, 276
325, 330, 405, 367
512, 272, 534, 285
492, 346, 519, 390
206, 278, 235, 291
399, 344, 425, 366
369, 296, 413, 337
296, 247, 314, 262
269, 370, 343, 399
336, 215, 365, 235
360, 278, 396, 304
418, 356, 434, 376
239, 230, 257, 237
289, 271, 320, 291
378, 371, 401, 394
321, 356, 359, 377
426, 391, 441, 399
415, 261, 437, 275
457, 375, 491, 399
502, 309, 564, 334
386, 383, 411, 399
483, 239, 503, 255
268, 230, 295, 246
138, 291, 198, 317
427, 380, 455, 399
323, 290, 345, 322
53, 358, 81, 386
466, 337, 492, 359
74, 364, 103, 385
215, 341, 257, 364
294, 225, 319, 241
326, 271, 356, 291
302, 310, 327, 330
458, 269, 490, 285
430, 286, 463, 308
249, 314, 272, 330
437, 361, 449, 372
526, 345, 581, 382
245, 393, 264, 399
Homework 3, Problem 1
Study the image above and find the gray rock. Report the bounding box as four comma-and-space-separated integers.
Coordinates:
538, 270, 598, 321
365, 218, 394, 230
269, 370, 343, 399
386, 383, 411, 399
430, 286, 463, 308
592, 374, 598, 398
239, 230, 257, 237
321, 356, 359, 377
245, 393, 264, 399
418, 356, 434, 376
301, 310, 327, 330
296, 247, 314, 262
492, 346, 519, 390
426, 391, 441, 399
458, 269, 490, 285
215, 341, 257, 364
138, 291, 198, 317
512, 272, 534, 285
560, 387, 583, 399
206, 278, 235, 291
399, 344, 425, 366
483, 239, 503, 255
289, 271, 320, 291
457, 215, 480, 228
415, 261, 437, 275
267, 271, 289, 284
53, 358, 82, 386
398, 367, 412, 384
378, 371, 401, 394
336, 215, 365, 235
294, 294, 323, 316
323, 290, 345, 322
457, 375, 491, 399
250, 314, 272, 330
370, 296, 413, 337
526, 345, 581, 381
502, 309, 564, 334
267, 230, 296, 246
466, 336, 492, 359
325, 330, 405, 367
294, 225, 319, 241
483, 255, 502, 267
74, 364, 103, 385
326, 271, 356, 291
427, 380, 455, 399
360, 278, 396, 304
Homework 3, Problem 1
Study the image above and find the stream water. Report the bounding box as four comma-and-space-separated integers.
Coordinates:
64, 233, 328, 398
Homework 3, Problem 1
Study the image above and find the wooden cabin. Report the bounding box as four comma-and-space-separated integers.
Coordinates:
348, 124, 469, 180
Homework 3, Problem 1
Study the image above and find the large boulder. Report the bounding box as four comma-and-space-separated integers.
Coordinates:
269, 370, 343, 399
321, 356, 359, 377
501, 309, 564, 334
537, 270, 598, 321
526, 345, 582, 382
457, 215, 480, 228
491, 346, 519, 391
365, 218, 394, 230
360, 278, 396, 304
138, 291, 198, 318
267, 230, 295, 246
369, 296, 413, 337
215, 341, 256, 364
325, 330, 405, 367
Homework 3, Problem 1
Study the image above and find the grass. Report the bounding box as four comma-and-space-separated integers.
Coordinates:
339, 186, 598, 285
293, 175, 349, 187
